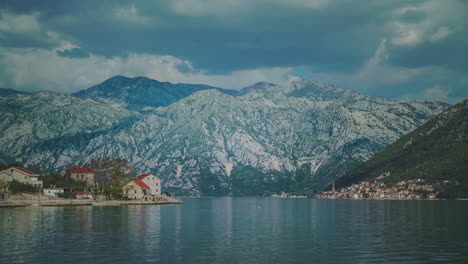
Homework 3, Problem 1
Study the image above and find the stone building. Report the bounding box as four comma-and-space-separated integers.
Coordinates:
67, 168, 95, 186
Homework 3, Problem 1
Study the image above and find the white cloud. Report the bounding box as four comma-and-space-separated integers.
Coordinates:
170, 0, 329, 17
114, 5, 153, 24
0, 11, 64, 49
170, 0, 253, 16
389, 1, 459, 46
422, 86, 449, 102
274, 0, 330, 9
0, 47, 293, 93
429, 26, 452, 42
0, 11, 41, 33
390, 24, 423, 46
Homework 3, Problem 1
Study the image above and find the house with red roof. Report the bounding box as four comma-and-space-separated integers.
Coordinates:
123, 173, 161, 201
67, 167, 95, 186
76, 192, 93, 200
0, 167, 43, 187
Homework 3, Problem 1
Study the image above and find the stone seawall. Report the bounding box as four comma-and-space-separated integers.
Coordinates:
0, 197, 182, 207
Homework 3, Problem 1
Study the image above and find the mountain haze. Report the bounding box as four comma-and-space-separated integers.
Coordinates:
0, 77, 449, 196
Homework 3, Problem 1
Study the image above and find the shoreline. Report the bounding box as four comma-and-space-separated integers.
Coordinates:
0, 199, 183, 208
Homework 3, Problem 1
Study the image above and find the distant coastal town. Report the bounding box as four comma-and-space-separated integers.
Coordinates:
315, 179, 439, 200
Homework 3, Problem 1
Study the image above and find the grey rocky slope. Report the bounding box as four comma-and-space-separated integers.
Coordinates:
0, 79, 449, 196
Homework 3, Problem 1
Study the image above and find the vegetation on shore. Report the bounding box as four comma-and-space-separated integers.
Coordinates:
0, 159, 135, 199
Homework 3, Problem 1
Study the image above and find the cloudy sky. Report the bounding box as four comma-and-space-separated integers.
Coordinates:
0, 0, 467, 103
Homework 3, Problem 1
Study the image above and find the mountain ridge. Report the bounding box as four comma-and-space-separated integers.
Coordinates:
71, 75, 240, 111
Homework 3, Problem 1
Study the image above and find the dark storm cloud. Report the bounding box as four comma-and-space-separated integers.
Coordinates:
0, 0, 466, 103
389, 36, 468, 71
0, 0, 403, 73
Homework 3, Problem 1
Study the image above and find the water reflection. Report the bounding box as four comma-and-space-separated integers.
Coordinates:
0, 199, 467, 263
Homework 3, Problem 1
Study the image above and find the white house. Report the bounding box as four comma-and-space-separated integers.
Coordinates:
0, 167, 43, 187
43, 188, 64, 197
123, 173, 161, 201
134, 173, 161, 195
123, 180, 150, 200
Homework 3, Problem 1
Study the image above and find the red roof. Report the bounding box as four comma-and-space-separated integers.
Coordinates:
68, 168, 94, 173
135, 173, 151, 180
15, 167, 37, 175
134, 180, 150, 189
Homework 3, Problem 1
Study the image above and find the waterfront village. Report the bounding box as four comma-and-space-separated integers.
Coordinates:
315, 179, 438, 200
0, 166, 181, 206
0, 165, 447, 204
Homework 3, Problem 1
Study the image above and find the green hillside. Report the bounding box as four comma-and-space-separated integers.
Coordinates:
335, 99, 468, 198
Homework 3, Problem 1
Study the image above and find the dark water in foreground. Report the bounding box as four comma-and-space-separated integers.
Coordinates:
0, 198, 467, 263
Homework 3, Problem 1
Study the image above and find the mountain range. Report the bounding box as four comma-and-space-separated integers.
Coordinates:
0, 76, 450, 196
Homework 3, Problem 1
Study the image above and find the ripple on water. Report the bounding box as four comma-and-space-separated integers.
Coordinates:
0, 199, 467, 264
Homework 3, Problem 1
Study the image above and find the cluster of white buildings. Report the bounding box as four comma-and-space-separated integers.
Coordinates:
270, 192, 308, 198
316, 179, 437, 200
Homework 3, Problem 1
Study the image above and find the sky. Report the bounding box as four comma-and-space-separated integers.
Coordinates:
0, 0, 467, 103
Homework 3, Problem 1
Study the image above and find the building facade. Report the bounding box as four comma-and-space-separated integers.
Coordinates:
123, 180, 150, 200
43, 188, 64, 197
0, 167, 43, 187
123, 173, 161, 201
135, 173, 161, 195
68, 168, 95, 186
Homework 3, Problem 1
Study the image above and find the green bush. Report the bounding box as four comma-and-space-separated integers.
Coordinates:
8, 181, 37, 194
57, 192, 72, 199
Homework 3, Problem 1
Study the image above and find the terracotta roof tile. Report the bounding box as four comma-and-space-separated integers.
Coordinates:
14, 167, 37, 175
135, 173, 151, 180
68, 168, 94, 173
134, 180, 150, 189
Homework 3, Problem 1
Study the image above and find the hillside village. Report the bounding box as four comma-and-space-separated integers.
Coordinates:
0, 165, 174, 204
315, 179, 439, 200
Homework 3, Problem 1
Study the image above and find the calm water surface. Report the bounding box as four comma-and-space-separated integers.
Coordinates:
0, 198, 467, 263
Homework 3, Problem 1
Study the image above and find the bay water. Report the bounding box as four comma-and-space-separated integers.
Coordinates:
1, 198, 467, 263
